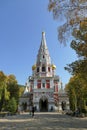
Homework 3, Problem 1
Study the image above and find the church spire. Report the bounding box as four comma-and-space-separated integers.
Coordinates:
36, 32, 51, 65
40, 32, 47, 49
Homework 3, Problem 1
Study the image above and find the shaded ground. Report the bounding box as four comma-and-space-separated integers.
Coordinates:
0, 112, 87, 130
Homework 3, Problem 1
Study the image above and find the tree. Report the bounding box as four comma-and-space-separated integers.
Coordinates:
65, 75, 87, 112
65, 19, 87, 112
7, 75, 19, 103
48, 0, 87, 43
7, 97, 17, 113
65, 18, 87, 80
0, 71, 6, 82
7, 74, 17, 84
0, 71, 24, 112
18, 84, 25, 97
0, 71, 10, 111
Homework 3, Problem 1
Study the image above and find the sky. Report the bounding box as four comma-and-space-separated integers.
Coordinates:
0, 0, 77, 87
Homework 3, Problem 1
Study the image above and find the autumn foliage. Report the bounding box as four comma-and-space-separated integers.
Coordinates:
48, 0, 87, 43
0, 71, 24, 112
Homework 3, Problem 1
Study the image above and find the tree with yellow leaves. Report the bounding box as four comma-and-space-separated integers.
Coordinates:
65, 18, 87, 113
65, 18, 87, 79
48, 0, 87, 43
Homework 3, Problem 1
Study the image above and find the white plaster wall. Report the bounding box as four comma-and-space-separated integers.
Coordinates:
50, 79, 54, 88
34, 79, 37, 89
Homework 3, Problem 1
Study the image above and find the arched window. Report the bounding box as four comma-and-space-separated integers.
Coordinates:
43, 55, 45, 58
48, 67, 50, 72
37, 67, 39, 72
42, 83, 45, 88
42, 66, 45, 72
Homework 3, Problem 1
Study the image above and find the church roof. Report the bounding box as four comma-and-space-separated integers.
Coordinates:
40, 32, 47, 50
36, 32, 51, 65
23, 86, 29, 94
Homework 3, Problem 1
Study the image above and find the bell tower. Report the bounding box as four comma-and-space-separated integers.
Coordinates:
29, 32, 59, 111
19, 32, 70, 112
32, 32, 56, 78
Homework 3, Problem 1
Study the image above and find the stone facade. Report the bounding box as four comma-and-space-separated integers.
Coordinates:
19, 32, 69, 112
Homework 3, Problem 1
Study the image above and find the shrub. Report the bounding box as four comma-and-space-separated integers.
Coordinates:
7, 97, 17, 113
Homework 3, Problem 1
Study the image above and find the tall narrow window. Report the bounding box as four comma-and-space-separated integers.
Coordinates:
46, 80, 50, 88
42, 83, 45, 88
48, 67, 50, 72
42, 66, 45, 72
37, 83, 41, 88
37, 80, 41, 89
37, 67, 39, 72
43, 55, 44, 58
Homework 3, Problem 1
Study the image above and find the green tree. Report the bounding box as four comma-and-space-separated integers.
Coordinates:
7, 97, 17, 113
64, 17, 87, 112
0, 71, 6, 82
65, 18, 87, 80
0, 71, 25, 112
7, 74, 20, 103
0, 71, 10, 111
0, 71, 22, 111
65, 75, 87, 112
18, 84, 25, 97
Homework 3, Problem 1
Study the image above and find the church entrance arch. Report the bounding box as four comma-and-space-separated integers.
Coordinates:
39, 96, 48, 112
61, 101, 66, 111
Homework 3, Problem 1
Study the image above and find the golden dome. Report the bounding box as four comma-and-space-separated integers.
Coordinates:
32, 64, 36, 70
51, 64, 56, 70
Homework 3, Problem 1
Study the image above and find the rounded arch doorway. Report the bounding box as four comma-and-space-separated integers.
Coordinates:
39, 96, 48, 112
61, 101, 66, 111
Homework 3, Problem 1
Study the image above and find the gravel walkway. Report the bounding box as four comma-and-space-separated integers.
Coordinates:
0, 112, 87, 130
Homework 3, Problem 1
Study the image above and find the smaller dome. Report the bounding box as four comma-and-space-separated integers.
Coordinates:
32, 64, 36, 70
51, 64, 56, 70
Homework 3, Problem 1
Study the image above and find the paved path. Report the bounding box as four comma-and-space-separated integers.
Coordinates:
0, 112, 87, 130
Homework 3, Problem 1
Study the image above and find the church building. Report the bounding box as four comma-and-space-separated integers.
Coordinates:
19, 32, 69, 112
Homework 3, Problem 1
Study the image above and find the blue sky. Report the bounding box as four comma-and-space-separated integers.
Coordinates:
0, 0, 77, 87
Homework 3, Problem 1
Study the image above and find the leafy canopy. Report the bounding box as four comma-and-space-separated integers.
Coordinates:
65, 18, 87, 81
48, 0, 87, 43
